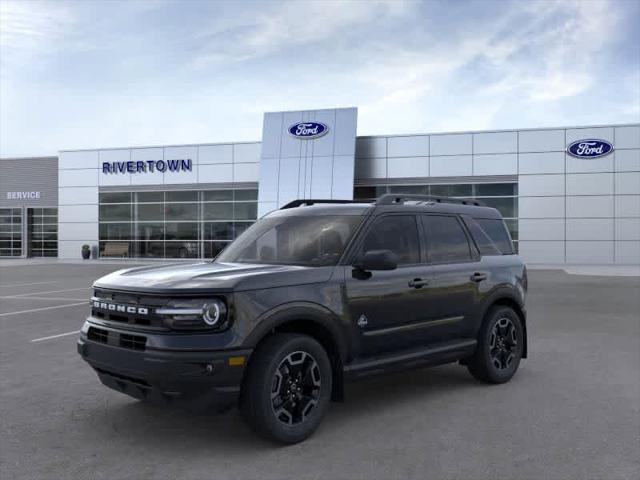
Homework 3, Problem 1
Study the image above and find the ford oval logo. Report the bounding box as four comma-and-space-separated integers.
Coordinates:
567, 139, 614, 159
288, 122, 329, 139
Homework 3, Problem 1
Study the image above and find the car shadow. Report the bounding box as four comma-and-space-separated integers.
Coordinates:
93, 364, 481, 451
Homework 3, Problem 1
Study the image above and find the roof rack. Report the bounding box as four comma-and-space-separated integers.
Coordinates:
280, 199, 367, 209
375, 194, 485, 207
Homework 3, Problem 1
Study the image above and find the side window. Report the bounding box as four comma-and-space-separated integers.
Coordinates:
360, 215, 420, 265
475, 218, 514, 254
462, 216, 502, 256
422, 215, 472, 264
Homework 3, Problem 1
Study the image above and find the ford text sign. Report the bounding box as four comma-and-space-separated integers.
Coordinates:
567, 139, 613, 159
288, 122, 329, 139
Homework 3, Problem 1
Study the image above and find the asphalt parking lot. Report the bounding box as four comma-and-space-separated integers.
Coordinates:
0, 262, 638, 480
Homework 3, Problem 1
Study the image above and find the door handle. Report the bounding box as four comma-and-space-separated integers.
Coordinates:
408, 278, 430, 289
470, 272, 487, 282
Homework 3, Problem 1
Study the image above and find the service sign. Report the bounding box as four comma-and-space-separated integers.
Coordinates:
288, 122, 329, 139
566, 139, 613, 159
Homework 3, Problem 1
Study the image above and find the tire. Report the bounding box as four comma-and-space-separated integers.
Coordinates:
467, 306, 523, 384
240, 333, 333, 444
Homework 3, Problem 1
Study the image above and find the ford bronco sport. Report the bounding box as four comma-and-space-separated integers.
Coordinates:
78, 194, 527, 443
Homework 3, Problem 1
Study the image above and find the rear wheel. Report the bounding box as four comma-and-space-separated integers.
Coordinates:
467, 306, 523, 384
240, 333, 332, 444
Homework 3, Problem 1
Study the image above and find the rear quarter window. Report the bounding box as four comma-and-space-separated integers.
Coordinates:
469, 217, 514, 255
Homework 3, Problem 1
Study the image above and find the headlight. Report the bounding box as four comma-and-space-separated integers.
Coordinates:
156, 298, 228, 330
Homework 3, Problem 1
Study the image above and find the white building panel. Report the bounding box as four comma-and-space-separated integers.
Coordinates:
566, 196, 614, 218
233, 142, 261, 163
566, 241, 614, 264
58, 222, 99, 241
334, 108, 358, 157
615, 149, 640, 172
615, 195, 640, 217
614, 125, 640, 149
234, 162, 259, 182
519, 197, 565, 218
99, 148, 133, 186
615, 172, 640, 195
518, 174, 565, 196
473, 154, 517, 176
279, 111, 306, 158
310, 110, 338, 157
198, 163, 233, 183
387, 156, 428, 178
58, 187, 98, 206
518, 241, 565, 263
58, 150, 99, 170
566, 127, 614, 144
355, 157, 386, 179
310, 156, 333, 198
566, 173, 614, 196
332, 156, 356, 199
566, 219, 613, 241
518, 129, 564, 153
162, 146, 198, 184
615, 241, 640, 264
430, 155, 472, 177
130, 147, 164, 186
258, 201, 278, 218
60, 168, 99, 187
615, 218, 640, 240
387, 135, 429, 157
258, 156, 279, 203
473, 131, 517, 154
430, 133, 472, 156
518, 152, 565, 175
518, 219, 565, 241
198, 144, 233, 164
59, 204, 98, 223
356, 137, 386, 158
260, 112, 283, 159
566, 153, 614, 174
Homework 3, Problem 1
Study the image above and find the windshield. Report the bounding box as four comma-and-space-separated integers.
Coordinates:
216, 214, 364, 266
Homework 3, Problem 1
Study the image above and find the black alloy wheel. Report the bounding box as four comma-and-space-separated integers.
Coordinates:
270, 351, 322, 426
490, 317, 518, 371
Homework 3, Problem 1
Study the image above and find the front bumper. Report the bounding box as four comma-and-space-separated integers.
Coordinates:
77, 321, 251, 411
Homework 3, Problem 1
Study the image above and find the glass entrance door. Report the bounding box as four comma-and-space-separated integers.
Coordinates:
27, 208, 58, 257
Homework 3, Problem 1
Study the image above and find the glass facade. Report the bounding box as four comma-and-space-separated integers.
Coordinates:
0, 208, 23, 257
28, 208, 58, 257
354, 182, 518, 251
98, 189, 258, 259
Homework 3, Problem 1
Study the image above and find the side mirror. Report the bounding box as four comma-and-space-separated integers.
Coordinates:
355, 249, 398, 271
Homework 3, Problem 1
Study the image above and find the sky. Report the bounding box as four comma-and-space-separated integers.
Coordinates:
0, 0, 638, 157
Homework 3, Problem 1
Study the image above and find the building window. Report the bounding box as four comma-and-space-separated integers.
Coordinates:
354, 182, 518, 252
0, 208, 23, 257
28, 208, 58, 257
98, 189, 258, 259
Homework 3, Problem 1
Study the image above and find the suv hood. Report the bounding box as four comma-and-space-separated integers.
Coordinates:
93, 261, 334, 294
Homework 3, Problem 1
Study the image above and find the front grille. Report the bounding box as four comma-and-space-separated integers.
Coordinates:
86, 326, 147, 351
91, 289, 168, 330
119, 333, 146, 351
87, 326, 108, 344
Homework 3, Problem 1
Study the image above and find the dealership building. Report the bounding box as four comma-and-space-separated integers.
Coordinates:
1, 107, 639, 264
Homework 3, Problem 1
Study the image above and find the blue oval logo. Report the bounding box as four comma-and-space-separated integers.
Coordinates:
567, 139, 614, 159
288, 122, 329, 139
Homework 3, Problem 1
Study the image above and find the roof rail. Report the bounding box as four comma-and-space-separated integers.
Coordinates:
280, 199, 367, 209
375, 194, 485, 207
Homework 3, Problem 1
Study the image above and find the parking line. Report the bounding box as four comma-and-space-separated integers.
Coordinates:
0, 296, 88, 301
0, 281, 58, 288
31, 330, 80, 342
0, 302, 88, 317
8, 287, 89, 298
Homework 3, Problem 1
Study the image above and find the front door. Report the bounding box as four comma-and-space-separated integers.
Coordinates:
345, 214, 428, 357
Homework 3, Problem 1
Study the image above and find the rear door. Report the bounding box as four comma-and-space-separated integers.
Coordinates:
415, 214, 484, 342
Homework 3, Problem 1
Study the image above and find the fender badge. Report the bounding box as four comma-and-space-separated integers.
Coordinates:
357, 314, 368, 328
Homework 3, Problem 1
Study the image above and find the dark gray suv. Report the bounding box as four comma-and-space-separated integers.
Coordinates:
78, 194, 527, 443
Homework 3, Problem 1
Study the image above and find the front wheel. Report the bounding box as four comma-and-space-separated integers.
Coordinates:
240, 333, 332, 444
467, 306, 523, 384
